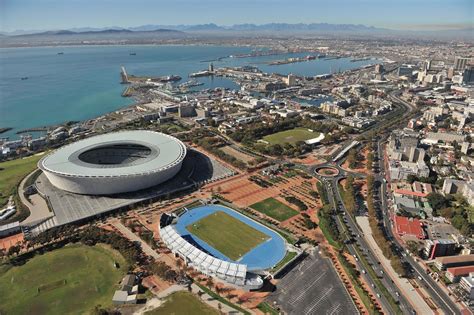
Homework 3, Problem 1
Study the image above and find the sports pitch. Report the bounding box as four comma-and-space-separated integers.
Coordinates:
145, 291, 219, 315
186, 211, 269, 261
0, 244, 127, 315
250, 197, 299, 221
262, 128, 321, 145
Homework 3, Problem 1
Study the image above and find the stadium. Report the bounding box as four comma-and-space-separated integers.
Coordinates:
160, 204, 288, 290
38, 130, 187, 195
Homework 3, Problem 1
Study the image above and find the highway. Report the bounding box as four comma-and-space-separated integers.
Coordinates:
319, 175, 413, 315
375, 138, 461, 315
307, 90, 462, 314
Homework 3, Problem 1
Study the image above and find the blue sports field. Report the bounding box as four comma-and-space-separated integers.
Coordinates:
175, 204, 286, 271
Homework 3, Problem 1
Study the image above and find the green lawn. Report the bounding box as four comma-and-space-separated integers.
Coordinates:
0, 244, 127, 315
262, 128, 320, 145
271, 251, 298, 273
186, 211, 269, 261
250, 197, 299, 221
0, 154, 44, 206
146, 291, 219, 315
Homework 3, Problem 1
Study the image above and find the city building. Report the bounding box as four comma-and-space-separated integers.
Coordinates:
442, 179, 474, 205
454, 57, 472, 71
446, 266, 474, 283
424, 239, 457, 260
434, 255, 474, 270
394, 216, 425, 239
460, 273, 474, 300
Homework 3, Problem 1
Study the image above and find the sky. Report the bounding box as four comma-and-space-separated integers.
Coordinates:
0, 0, 472, 32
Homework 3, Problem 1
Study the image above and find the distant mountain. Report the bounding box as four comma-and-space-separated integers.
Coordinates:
1, 23, 472, 43
14, 28, 184, 37
230, 23, 384, 32
2, 22, 387, 36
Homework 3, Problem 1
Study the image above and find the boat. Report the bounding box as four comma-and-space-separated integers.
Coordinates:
157, 75, 181, 82
129, 52, 136, 56
57, 52, 64, 55
21, 77, 28, 80
179, 80, 204, 88
189, 70, 212, 77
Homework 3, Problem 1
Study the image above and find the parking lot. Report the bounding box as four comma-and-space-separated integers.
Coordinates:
269, 250, 358, 315
426, 222, 460, 240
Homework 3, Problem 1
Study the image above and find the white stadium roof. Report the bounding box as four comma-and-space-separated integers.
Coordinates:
39, 130, 186, 178
160, 225, 247, 279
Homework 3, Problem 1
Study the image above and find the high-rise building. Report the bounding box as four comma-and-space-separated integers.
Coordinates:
454, 56, 472, 71
286, 74, 296, 86
463, 65, 474, 84
375, 64, 384, 74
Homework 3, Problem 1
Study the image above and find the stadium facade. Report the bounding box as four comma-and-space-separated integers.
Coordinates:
38, 130, 186, 195
159, 204, 291, 290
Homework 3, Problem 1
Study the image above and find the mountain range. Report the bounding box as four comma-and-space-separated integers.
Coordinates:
2, 23, 387, 36
1, 23, 472, 40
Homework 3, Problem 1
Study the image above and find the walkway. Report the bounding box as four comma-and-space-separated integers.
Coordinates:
110, 220, 160, 260
18, 170, 52, 225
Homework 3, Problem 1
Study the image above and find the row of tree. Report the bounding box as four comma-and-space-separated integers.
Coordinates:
341, 176, 357, 215
366, 175, 406, 276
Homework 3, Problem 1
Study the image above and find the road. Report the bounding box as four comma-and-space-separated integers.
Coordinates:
321, 176, 414, 315
376, 138, 461, 315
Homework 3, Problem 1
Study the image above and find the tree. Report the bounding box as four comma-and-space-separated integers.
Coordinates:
406, 174, 418, 184
197, 290, 205, 300
7, 244, 20, 257
366, 152, 374, 171
427, 193, 449, 212
205, 277, 214, 289
347, 149, 358, 169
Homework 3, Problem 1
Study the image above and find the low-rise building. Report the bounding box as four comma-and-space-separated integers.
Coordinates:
112, 274, 138, 305
460, 272, 474, 300
394, 216, 425, 239
446, 266, 474, 283
434, 254, 474, 270
424, 239, 457, 260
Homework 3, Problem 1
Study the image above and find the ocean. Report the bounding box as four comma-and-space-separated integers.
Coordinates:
0, 45, 376, 139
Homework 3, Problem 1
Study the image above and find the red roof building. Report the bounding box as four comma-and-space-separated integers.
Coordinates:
446, 266, 474, 282
394, 215, 425, 239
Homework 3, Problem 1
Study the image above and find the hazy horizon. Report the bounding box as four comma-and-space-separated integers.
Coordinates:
1, 0, 472, 33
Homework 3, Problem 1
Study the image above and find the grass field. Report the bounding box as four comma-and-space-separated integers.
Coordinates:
0, 244, 127, 315
0, 154, 43, 206
186, 211, 269, 261
262, 128, 320, 145
250, 197, 299, 221
145, 291, 219, 315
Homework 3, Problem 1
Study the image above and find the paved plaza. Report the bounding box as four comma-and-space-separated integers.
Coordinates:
28, 149, 233, 234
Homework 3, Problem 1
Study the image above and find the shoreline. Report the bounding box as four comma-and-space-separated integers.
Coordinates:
1, 45, 377, 140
